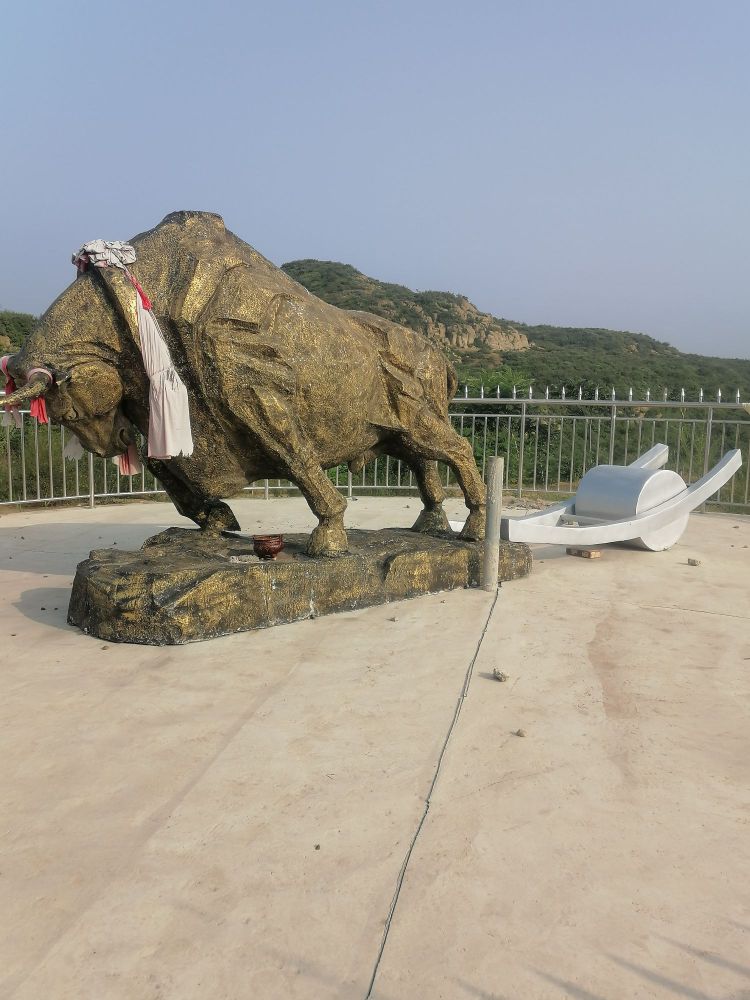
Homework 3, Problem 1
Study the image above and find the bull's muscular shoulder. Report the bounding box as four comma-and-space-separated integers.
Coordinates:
126, 211, 299, 328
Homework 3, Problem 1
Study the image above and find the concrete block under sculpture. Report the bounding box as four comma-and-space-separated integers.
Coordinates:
1, 211, 518, 641
68, 528, 532, 645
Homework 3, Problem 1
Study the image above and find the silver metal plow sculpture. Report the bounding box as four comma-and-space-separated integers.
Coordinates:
497, 445, 742, 551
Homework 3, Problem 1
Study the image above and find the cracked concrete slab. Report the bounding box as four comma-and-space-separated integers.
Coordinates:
1, 498, 747, 999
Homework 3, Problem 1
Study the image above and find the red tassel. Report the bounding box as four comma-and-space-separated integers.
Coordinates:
30, 397, 49, 424
115, 443, 142, 476
127, 274, 152, 311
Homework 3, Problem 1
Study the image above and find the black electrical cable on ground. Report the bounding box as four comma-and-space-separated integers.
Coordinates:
364, 588, 501, 999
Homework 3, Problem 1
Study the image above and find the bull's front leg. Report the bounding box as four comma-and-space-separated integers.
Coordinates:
147, 459, 240, 532
236, 388, 349, 557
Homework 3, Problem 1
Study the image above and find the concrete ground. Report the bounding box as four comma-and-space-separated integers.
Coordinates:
0, 496, 748, 1000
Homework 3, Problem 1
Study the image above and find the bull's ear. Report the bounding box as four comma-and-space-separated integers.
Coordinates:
2, 351, 20, 381
1, 376, 50, 409
49, 366, 71, 385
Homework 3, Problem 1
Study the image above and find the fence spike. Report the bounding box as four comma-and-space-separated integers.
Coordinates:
611, 386, 616, 400
717, 388, 721, 402
628, 387, 633, 401
480, 383, 484, 398
512, 385, 517, 399
646, 388, 650, 401
561, 386, 566, 399
594, 386, 599, 400
737, 389, 741, 404
464, 384, 468, 398
528, 385, 533, 399
699, 388, 704, 402
495, 385, 500, 398
578, 385, 582, 400
545, 386, 549, 399
663, 388, 668, 401
681, 387, 685, 402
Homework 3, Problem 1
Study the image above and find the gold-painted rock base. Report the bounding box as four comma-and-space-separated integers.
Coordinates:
67, 528, 532, 645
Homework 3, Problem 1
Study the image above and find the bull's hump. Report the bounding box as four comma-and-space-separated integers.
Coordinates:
159, 210, 225, 229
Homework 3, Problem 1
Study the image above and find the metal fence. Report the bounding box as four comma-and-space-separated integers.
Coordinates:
447, 396, 750, 511
1, 393, 749, 512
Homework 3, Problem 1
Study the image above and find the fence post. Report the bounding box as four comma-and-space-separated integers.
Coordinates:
703, 406, 714, 476
264, 478, 270, 500
608, 403, 617, 464
347, 469, 353, 498
701, 406, 714, 511
88, 452, 95, 508
517, 401, 527, 499
483, 457, 504, 591
5, 427, 12, 503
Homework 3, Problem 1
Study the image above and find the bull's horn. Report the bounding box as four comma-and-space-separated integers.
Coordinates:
2, 376, 50, 409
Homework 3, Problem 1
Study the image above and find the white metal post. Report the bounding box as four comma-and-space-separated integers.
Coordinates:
517, 402, 526, 498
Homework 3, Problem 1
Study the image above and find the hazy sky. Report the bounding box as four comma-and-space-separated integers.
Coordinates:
1, 1, 748, 358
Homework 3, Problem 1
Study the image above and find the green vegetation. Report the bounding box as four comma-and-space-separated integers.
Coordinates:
0, 310, 36, 351
471, 324, 750, 400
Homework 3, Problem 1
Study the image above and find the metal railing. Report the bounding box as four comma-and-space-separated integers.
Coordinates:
1, 392, 748, 512
445, 395, 749, 511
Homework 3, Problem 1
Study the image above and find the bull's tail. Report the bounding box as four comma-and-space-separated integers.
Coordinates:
446, 364, 458, 405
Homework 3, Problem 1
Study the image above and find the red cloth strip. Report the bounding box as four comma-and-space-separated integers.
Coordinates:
30, 398, 49, 424
126, 273, 152, 311
115, 443, 142, 476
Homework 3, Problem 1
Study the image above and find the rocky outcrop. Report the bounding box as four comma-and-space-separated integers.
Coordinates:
427, 296, 529, 353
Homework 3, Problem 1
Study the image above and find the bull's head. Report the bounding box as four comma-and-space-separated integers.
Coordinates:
3, 270, 146, 458
3, 358, 136, 458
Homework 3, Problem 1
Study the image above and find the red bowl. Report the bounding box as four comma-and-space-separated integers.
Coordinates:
253, 534, 284, 560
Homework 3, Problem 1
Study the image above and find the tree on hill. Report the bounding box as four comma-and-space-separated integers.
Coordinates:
0, 311, 36, 351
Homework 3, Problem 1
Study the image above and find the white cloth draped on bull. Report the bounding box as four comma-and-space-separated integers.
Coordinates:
71, 240, 194, 473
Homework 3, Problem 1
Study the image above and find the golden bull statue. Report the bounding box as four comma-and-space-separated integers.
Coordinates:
3, 211, 486, 556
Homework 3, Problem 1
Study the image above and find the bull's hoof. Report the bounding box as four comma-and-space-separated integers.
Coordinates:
198, 501, 241, 533
410, 507, 451, 535
306, 523, 348, 558
459, 508, 486, 542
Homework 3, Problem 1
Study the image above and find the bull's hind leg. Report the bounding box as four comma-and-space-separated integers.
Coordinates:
405, 458, 452, 535
399, 415, 486, 541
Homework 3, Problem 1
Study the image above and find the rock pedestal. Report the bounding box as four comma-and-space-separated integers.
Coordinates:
68, 527, 532, 645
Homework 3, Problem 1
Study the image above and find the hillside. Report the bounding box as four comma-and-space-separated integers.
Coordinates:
281, 260, 529, 355
282, 261, 750, 399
